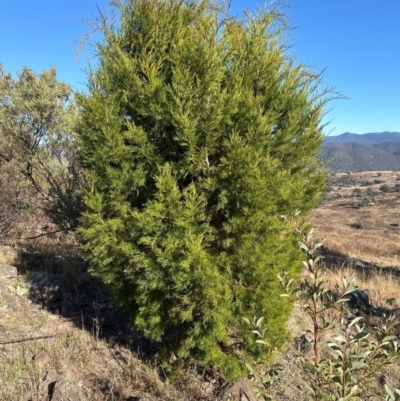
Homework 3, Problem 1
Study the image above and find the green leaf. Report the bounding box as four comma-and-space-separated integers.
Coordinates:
352, 331, 369, 341
385, 384, 395, 399
256, 340, 270, 346
299, 243, 309, 253
336, 297, 351, 304
349, 361, 365, 370
348, 316, 364, 328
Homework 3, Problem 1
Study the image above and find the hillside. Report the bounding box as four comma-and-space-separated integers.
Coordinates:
320, 132, 400, 172
325, 131, 400, 144
374, 141, 400, 156
320, 141, 400, 172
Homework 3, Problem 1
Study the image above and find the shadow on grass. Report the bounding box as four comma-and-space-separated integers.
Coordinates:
16, 249, 158, 363
321, 247, 400, 278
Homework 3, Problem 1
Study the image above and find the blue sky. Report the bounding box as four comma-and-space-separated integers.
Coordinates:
1, 0, 399, 136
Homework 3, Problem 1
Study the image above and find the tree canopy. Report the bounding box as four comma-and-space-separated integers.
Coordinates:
77, 0, 330, 379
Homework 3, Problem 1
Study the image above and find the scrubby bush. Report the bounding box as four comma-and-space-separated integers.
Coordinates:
360, 180, 374, 187
380, 184, 392, 193
246, 212, 400, 400
0, 65, 84, 236
352, 188, 362, 198
77, 0, 331, 378
0, 172, 30, 240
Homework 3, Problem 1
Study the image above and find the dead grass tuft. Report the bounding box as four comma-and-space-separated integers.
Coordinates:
0, 245, 20, 265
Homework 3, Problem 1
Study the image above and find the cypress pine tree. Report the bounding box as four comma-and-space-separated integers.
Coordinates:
77, 0, 330, 379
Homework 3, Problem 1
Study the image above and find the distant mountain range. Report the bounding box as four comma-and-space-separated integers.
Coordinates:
324, 131, 400, 144
320, 132, 400, 172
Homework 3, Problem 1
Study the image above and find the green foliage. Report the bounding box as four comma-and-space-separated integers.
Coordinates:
6, 284, 28, 297
0, 64, 84, 234
243, 316, 282, 400
246, 212, 400, 400
380, 184, 392, 193
386, 386, 400, 401
77, 0, 330, 379
351, 188, 362, 197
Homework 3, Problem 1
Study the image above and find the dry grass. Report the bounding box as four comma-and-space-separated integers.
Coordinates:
316, 225, 400, 265
0, 277, 185, 400
0, 236, 197, 401
0, 245, 19, 265
310, 171, 400, 267
323, 264, 400, 309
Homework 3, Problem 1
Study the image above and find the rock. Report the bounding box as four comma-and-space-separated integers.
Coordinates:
49, 379, 91, 401
40, 370, 92, 400
346, 289, 387, 317
386, 298, 400, 308
200, 381, 215, 397
346, 289, 370, 313
390, 308, 400, 320
41, 369, 58, 393
220, 378, 258, 401
0, 264, 18, 295
0, 264, 18, 281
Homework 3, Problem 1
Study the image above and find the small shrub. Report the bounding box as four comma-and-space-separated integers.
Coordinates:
350, 220, 364, 229
380, 184, 392, 193
360, 181, 374, 187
